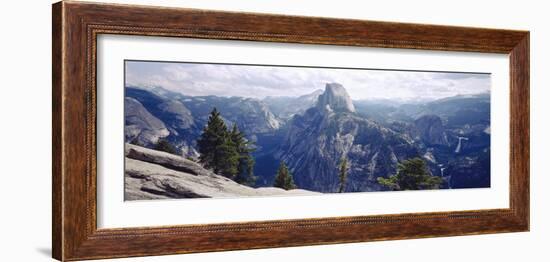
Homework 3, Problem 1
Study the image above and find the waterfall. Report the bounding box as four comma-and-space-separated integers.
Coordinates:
455, 136, 469, 153
439, 164, 451, 189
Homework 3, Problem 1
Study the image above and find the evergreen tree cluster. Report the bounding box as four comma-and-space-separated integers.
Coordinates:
197, 108, 256, 186
377, 157, 443, 190
153, 138, 178, 155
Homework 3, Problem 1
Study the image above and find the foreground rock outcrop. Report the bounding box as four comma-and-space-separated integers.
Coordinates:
124, 144, 317, 200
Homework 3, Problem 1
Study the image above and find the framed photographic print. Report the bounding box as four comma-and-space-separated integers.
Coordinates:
52, 1, 529, 261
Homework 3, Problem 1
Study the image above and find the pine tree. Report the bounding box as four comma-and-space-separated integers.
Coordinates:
230, 124, 257, 186
273, 162, 296, 190
154, 139, 177, 155
197, 108, 244, 179
377, 157, 443, 190
338, 157, 349, 193
197, 108, 228, 170
214, 138, 239, 178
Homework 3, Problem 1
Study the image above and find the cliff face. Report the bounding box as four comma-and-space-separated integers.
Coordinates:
276, 84, 419, 193
315, 83, 356, 113
124, 97, 169, 145
124, 144, 317, 200
412, 114, 449, 146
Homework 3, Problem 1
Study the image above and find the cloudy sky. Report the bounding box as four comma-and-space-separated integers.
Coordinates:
125, 60, 490, 101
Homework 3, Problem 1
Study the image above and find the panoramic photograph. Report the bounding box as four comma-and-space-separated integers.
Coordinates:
123, 60, 491, 201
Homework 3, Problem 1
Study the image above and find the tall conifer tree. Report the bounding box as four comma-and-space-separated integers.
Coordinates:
198, 108, 253, 179
230, 124, 256, 186
214, 137, 239, 178
197, 108, 232, 175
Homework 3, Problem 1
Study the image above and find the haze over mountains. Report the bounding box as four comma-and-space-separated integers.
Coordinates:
124, 83, 490, 193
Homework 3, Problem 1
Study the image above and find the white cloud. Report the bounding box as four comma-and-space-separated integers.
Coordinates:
125, 61, 490, 101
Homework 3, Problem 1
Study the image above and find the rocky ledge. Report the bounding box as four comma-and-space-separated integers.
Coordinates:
125, 144, 318, 200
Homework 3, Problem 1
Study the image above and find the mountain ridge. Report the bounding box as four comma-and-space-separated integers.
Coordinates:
125, 84, 490, 193
275, 84, 419, 192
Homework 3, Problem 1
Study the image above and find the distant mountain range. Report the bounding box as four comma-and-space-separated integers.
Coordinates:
263, 89, 324, 120
125, 83, 490, 192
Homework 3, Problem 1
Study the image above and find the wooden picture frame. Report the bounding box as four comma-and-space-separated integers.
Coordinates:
52, 1, 529, 261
